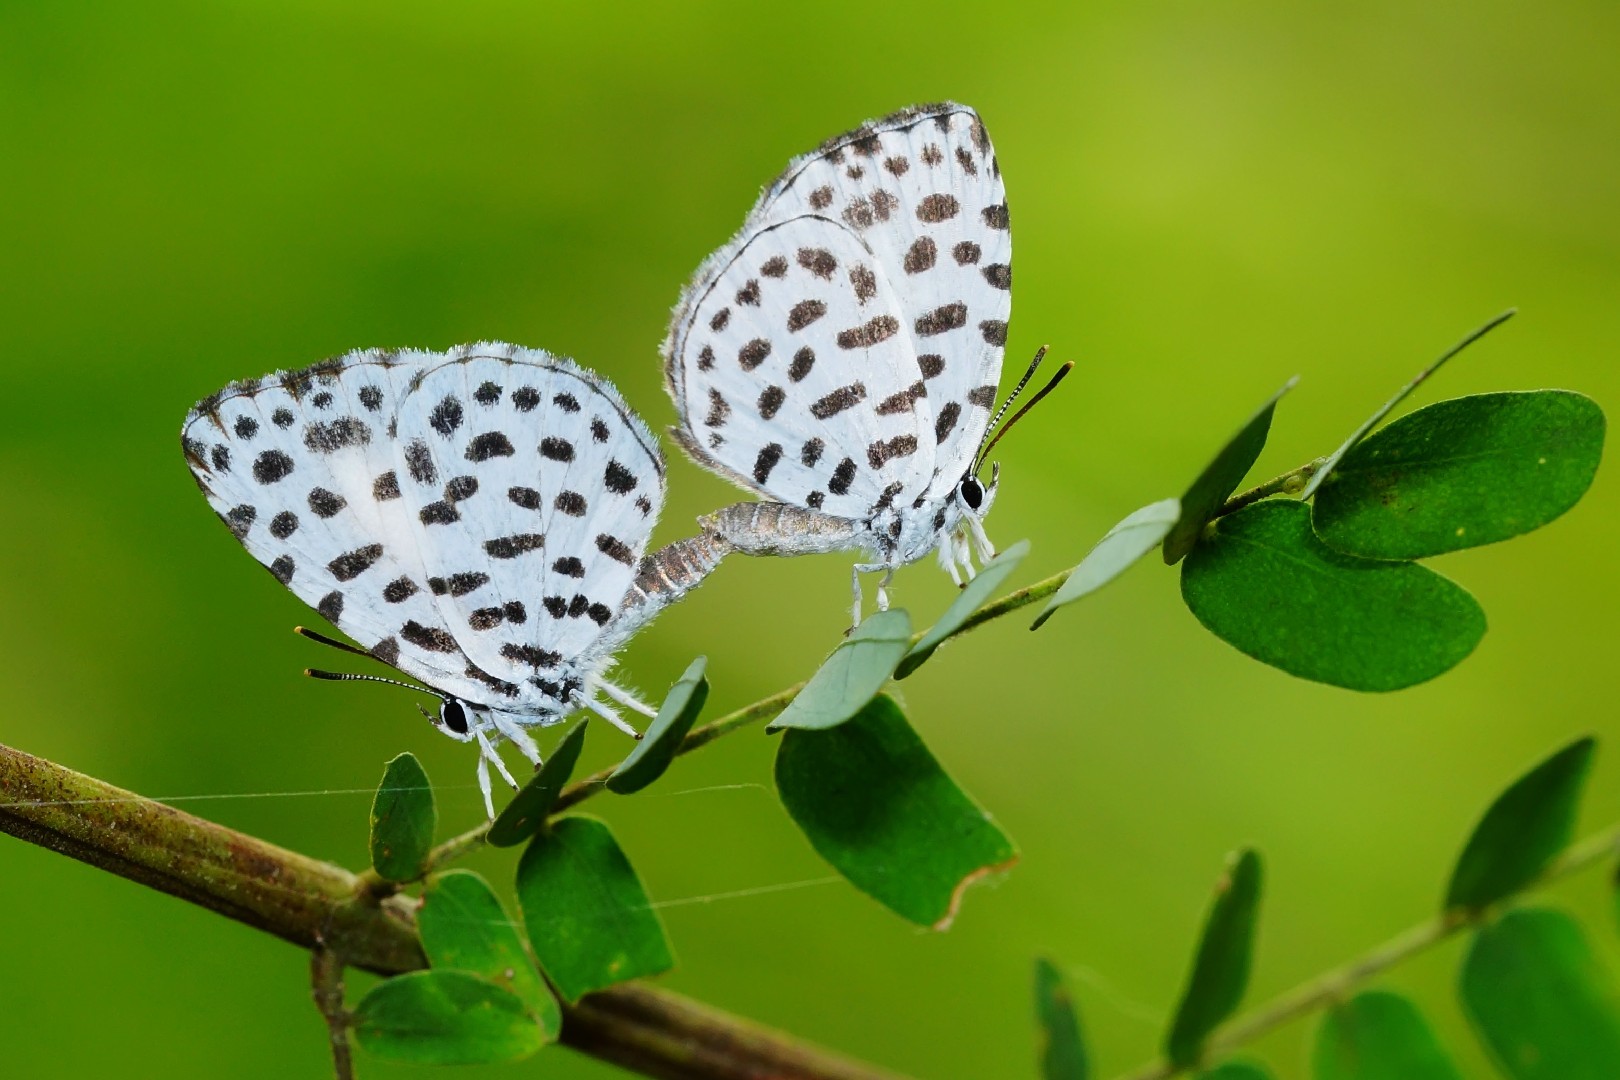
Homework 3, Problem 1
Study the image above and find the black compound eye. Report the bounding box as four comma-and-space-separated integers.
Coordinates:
959, 476, 984, 510
440, 698, 469, 735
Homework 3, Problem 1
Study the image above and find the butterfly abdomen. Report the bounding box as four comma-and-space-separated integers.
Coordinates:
699, 502, 866, 557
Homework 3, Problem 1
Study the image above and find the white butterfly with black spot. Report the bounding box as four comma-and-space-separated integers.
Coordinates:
663, 102, 1064, 625
183, 343, 719, 816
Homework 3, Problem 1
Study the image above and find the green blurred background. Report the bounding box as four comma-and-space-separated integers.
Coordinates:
3, 3, 1618, 1077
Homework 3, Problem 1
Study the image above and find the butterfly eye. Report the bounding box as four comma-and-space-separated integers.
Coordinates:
440, 698, 470, 735
959, 475, 985, 511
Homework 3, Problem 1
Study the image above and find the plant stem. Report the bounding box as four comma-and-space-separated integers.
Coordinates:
1212, 458, 1326, 521
311, 945, 356, 1080
0, 742, 911, 1080
1109, 818, 1620, 1080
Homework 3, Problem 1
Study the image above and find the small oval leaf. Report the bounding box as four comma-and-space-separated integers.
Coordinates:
1035, 957, 1089, 1080
1444, 737, 1594, 913
1312, 991, 1463, 1080
898, 540, 1030, 678
351, 970, 543, 1066
768, 608, 912, 731
1033, 499, 1180, 630
1165, 849, 1264, 1068
608, 656, 709, 794
1163, 377, 1296, 565
1198, 1062, 1276, 1080
370, 752, 436, 883
1460, 907, 1620, 1078
1181, 500, 1485, 691
775, 694, 1016, 929
1313, 390, 1604, 560
515, 815, 673, 1003
487, 722, 587, 849
419, 870, 561, 1040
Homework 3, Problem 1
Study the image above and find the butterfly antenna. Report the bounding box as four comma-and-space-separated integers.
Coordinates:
978, 346, 1049, 451
295, 625, 373, 659
304, 669, 444, 699
974, 350, 1075, 473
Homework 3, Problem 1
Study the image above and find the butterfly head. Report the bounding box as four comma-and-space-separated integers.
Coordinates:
431, 696, 476, 742
955, 462, 1000, 521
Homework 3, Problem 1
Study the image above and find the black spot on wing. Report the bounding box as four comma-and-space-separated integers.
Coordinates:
915, 303, 967, 337
508, 486, 541, 510
553, 556, 584, 577
836, 316, 899, 349
867, 436, 919, 470
466, 432, 515, 461
269, 511, 298, 539
512, 386, 539, 411
253, 450, 294, 484
270, 555, 294, 584
318, 591, 344, 623
383, 576, 418, 603
554, 491, 587, 516
604, 461, 637, 494
596, 534, 635, 565
934, 402, 961, 443
401, 621, 459, 653
753, 443, 784, 485
304, 417, 371, 453
485, 534, 545, 559
540, 437, 574, 462
372, 471, 400, 500
829, 457, 857, 496
224, 504, 255, 539
429, 396, 463, 437
328, 543, 384, 582
789, 348, 815, 382
308, 488, 345, 518
810, 383, 866, 419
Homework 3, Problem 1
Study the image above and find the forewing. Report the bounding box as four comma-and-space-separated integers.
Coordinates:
667, 102, 1010, 508
181, 351, 487, 697
390, 346, 665, 702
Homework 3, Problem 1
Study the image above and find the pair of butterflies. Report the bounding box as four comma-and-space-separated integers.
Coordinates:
181, 102, 1064, 815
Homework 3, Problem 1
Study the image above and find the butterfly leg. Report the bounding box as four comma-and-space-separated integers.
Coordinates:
476, 729, 520, 792
965, 513, 996, 564
849, 564, 866, 628
597, 678, 658, 719
586, 695, 643, 739
874, 567, 896, 612
474, 751, 494, 819
489, 713, 542, 767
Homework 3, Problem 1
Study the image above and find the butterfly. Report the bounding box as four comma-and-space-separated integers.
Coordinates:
661, 102, 1068, 625
182, 342, 722, 815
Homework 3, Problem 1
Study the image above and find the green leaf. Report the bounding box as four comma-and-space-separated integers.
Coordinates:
1032, 499, 1180, 630
487, 722, 587, 849
1034, 957, 1089, 1080
351, 970, 544, 1066
767, 608, 912, 731
607, 656, 709, 794
1444, 737, 1594, 912
1312, 390, 1605, 560
1299, 309, 1516, 501
1180, 500, 1485, 691
1312, 991, 1463, 1080
418, 869, 561, 1040
1162, 377, 1297, 565
370, 752, 436, 883
774, 694, 1016, 929
515, 815, 673, 1003
1460, 906, 1620, 1079
1198, 1062, 1276, 1080
1165, 849, 1264, 1068
897, 540, 1030, 678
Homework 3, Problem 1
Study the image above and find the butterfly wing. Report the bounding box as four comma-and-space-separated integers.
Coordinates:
181, 350, 491, 698
665, 213, 935, 519
666, 102, 1010, 512
389, 345, 665, 703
